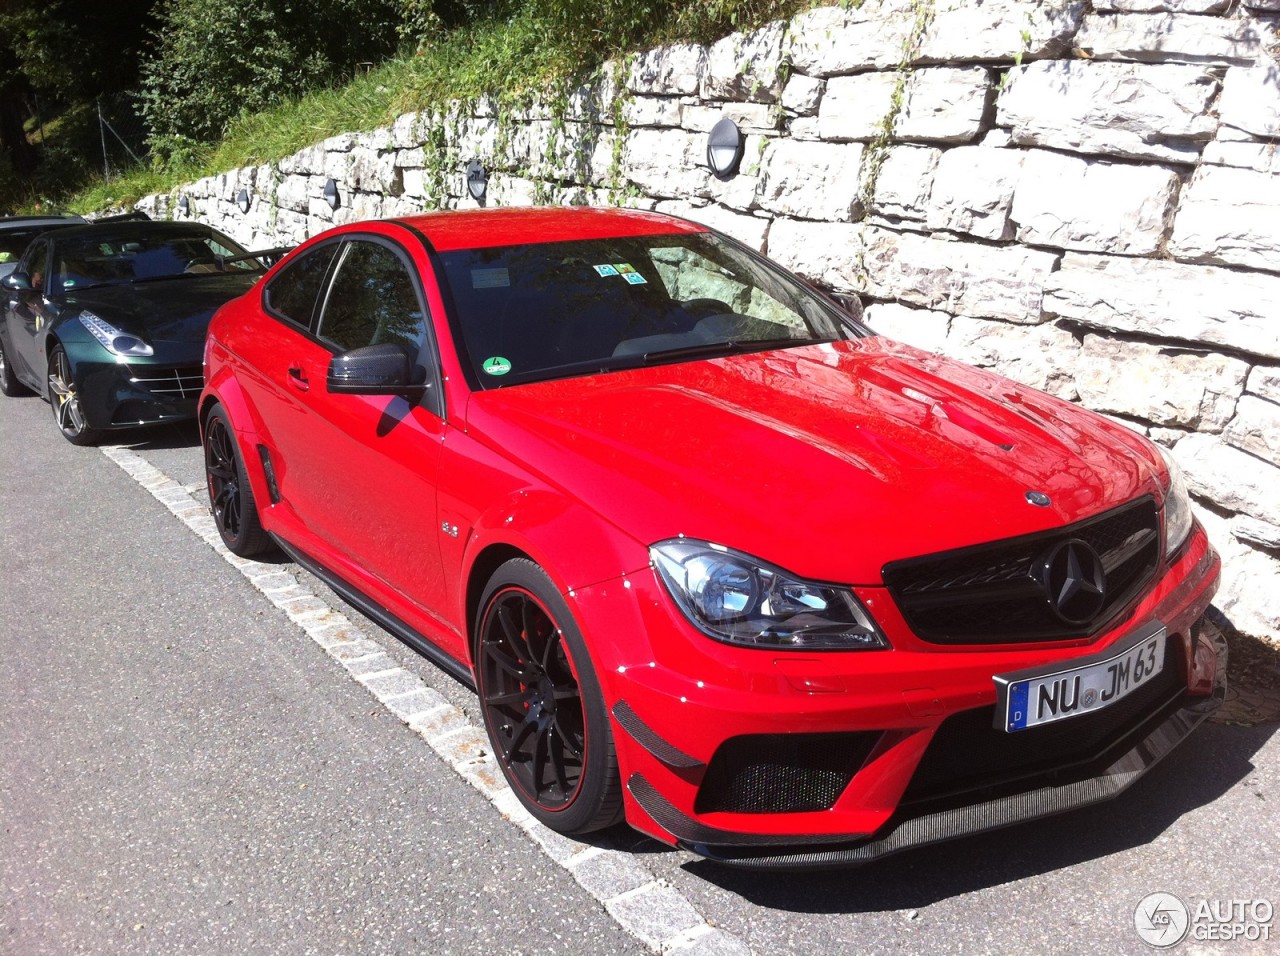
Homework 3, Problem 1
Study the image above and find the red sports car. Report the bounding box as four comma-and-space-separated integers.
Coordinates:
199, 207, 1223, 867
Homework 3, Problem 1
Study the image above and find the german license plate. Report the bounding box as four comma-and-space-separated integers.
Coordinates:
994, 622, 1167, 733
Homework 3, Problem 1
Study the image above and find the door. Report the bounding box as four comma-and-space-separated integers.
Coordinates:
3, 240, 55, 387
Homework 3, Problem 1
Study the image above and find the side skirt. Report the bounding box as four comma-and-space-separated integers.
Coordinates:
271, 533, 476, 690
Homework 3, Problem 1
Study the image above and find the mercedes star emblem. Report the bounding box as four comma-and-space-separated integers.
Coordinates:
1037, 538, 1107, 625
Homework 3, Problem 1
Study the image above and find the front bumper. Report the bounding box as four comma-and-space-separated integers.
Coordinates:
76, 357, 203, 429
571, 524, 1222, 867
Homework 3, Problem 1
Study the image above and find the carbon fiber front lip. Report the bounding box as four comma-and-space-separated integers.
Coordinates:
630, 623, 1227, 870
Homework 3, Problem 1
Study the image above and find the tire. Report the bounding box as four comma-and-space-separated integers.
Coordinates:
475, 558, 623, 835
48, 345, 102, 445
203, 404, 272, 556
0, 335, 30, 397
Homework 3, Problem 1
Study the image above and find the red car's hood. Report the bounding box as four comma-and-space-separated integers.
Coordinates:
466, 339, 1163, 585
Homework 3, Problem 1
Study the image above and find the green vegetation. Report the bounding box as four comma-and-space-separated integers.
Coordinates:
3, 0, 811, 215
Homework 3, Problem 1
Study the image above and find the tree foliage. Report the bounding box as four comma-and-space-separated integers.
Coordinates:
140, 0, 406, 164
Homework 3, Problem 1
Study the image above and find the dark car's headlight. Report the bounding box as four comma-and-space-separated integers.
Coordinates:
1158, 445, 1194, 555
79, 311, 154, 357
650, 538, 888, 650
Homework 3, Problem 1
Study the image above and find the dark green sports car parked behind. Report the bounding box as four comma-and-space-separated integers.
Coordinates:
0, 220, 281, 445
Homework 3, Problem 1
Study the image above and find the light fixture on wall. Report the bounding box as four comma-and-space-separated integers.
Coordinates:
236, 188, 251, 214
177, 195, 190, 216
323, 177, 340, 210
707, 117, 744, 180
465, 160, 488, 202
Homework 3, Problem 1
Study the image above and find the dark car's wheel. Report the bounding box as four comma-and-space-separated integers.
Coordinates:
475, 558, 623, 835
204, 404, 272, 556
0, 336, 30, 397
48, 345, 101, 445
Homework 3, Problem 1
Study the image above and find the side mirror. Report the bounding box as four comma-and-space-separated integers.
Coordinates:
327, 343, 427, 396
2, 271, 32, 292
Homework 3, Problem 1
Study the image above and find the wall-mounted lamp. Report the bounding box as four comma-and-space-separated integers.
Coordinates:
465, 160, 488, 202
323, 178, 340, 210
236, 188, 251, 214
177, 195, 190, 216
707, 117, 744, 180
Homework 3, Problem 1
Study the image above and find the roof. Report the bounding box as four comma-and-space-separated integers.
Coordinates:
394, 206, 709, 252
44, 219, 227, 242
0, 214, 88, 231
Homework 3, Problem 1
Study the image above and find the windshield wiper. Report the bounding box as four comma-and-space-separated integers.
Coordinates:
641, 337, 831, 364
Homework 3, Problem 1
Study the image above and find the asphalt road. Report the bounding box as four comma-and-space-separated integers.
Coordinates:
2, 390, 1277, 956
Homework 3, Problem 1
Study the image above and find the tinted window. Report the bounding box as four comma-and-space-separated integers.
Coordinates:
52, 227, 261, 290
316, 241, 426, 353
265, 244, 338, 329
21, 242, 51, 293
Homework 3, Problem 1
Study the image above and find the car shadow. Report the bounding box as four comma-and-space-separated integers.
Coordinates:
677, 718, 1274, 911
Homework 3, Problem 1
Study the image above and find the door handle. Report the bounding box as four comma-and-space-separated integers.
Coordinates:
287, 365, 309, 391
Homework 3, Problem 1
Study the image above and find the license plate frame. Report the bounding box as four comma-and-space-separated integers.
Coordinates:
994, 620, 1169, 733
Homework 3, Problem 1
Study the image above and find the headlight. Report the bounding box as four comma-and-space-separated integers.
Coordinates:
650, 538, 888, 650
79, 311, 154, 357
1157, 444, 1194, 555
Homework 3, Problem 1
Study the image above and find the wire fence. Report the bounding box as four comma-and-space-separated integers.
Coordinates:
94, 92, 150, 178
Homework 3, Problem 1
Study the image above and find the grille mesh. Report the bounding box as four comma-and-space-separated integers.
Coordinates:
695, 732, 879, 815
128, 365, 204, 399
883, 497, 1160, 644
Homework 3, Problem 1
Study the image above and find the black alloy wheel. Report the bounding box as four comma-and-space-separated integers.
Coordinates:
0, 336, 29, 397
476, 558, 622, 834
48, 345, 101, 445
204, 404, 271, 556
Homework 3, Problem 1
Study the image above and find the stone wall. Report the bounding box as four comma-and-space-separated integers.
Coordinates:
137, 0, 1280, 639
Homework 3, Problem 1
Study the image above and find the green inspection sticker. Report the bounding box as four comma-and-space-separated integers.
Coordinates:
482, 356, 512, 376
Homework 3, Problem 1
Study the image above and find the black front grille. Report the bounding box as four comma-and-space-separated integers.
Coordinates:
883, 497, 1160, 644
902, 637, 1183, 807
695, 732, 880, 815
128, 365, 204, 399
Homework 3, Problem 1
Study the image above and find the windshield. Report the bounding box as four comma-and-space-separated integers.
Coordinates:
53, 228, 263, 291
437, 232, 865, 388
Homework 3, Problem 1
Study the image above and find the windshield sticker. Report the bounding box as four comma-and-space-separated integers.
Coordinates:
615, 263, 636, 274
472, 268, 510, 289
482, 356, 512, 376
623, 272, 647, 285
592, 264, 619, 277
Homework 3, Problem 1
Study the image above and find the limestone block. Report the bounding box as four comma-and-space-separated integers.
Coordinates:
997, 61, 1218, 162
871, 146, 942, 223
864, 303, 952, 352
786, 1, 917, 76
1196, 508, 1280, 640
945, 316, 1080, 397
391, 111, 429, 149
621, 128, 708, 198
1168, 166, 1280, 271
319, 133, 357, 154
1175, 432, 1280, 525
766, 218, 867, 291
655, 200, 770, 251
1096, 0, 1228, 10
682, 103, 778, 134
926, 146, 1023, 240
1247, 365, 1280, 402
1225, 395, 1280, 466
703, 155, 763, 212
1076, 12, 1279, 65
279, 145, 322, 176
1075, 336, 1249, 429
1012, 150, 1180, 254
757, 140, 864, 221
629, 44, 707, 96
1045, 253, 1280, 360
624, 96, 683, 128
781, 75, 824, 116
788, 116, 822, 140
701, 21, 787, 102
1201, 141, 1280, 174
921, 0, 1087, 61
820, 68, 990, 144
1218, 66, 1280, 138
1231, 515, 1280, 550
346, 147, 400, 195
273, 174, 311, 214
864, 228, 1061, 323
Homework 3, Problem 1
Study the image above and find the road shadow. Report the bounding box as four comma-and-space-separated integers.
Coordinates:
109, 420, 202, 450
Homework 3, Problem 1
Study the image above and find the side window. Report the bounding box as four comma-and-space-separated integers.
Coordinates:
316, 241, 427, 354
21, 242, 51, 293
264, 244, 339, 329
